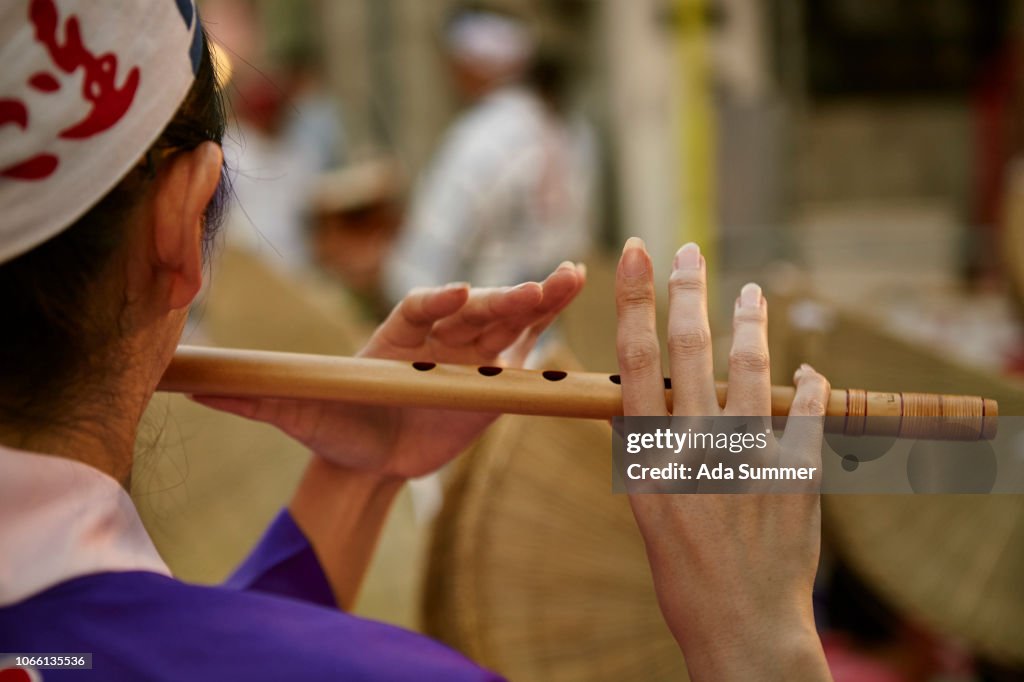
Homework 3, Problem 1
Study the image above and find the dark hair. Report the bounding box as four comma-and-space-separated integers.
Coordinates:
0, 28, 228, 430
525, 47, 573, 114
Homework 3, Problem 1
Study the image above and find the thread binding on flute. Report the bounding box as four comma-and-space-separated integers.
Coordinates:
899, 393, 988, 441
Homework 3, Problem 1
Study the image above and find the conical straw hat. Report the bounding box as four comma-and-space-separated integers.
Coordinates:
424, 411, 687, 680
824, 495, 1024, 666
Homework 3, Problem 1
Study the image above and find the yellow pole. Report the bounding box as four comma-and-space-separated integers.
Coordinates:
676, 0, 716, 271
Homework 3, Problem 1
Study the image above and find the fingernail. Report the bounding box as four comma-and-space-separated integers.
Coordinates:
557, 260, 574, 270
622, 237, 648, 276
444, 281, 470, 290
739, 282, 762, 308
800, 362, 814, 371
674, 242, 701, 270
575, 262, 587, 277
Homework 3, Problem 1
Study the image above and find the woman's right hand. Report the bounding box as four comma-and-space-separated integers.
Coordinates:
615, 238, 833, 681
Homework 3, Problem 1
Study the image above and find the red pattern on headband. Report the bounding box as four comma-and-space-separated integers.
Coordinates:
29, 0, 140, 139
0, 100, 28, 128
1, 154, 59, 180
28, 73, 60, 92
0, 0, 141, 180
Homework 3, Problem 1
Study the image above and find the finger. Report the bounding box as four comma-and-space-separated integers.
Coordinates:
779, 365, 830, 492
431, 282, 543, 347
667, 243, 718, 415
779, 363, 831, 459
189, 394, 263, 419
463, 261, 580, 358
190, 394, 301, 431
191, 394, 327, 446
370, 284, 470, 351
528, 261, 582, 319
616, 238, 667, 416
500, 262, 585, 363
724, 282, 771, 415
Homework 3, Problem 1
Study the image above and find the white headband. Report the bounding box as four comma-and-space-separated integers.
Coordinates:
0, 0, 200, 264
445, 10, 534, 72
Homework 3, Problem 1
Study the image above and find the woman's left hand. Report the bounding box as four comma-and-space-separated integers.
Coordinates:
192, 262, 585, 479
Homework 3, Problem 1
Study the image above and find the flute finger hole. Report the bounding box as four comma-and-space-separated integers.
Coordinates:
542, 370, 568, 382
412, 362, 436, 371
608, 374, 671, 388
478, 366, 503, 376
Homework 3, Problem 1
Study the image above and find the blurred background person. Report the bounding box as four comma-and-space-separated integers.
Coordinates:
205, 0, 346, 275
384, 3, 597, 302
309, 158, 405, 316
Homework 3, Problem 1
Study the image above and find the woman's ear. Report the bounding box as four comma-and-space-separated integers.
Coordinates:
151, 141, 223, 311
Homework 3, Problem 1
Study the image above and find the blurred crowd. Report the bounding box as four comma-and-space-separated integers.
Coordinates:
203, 0, 596, 325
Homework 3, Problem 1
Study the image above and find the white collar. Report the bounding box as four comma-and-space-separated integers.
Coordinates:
0, 445, 170, 606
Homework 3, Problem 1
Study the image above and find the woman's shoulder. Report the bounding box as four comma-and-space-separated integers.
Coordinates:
0, 571, 502, 682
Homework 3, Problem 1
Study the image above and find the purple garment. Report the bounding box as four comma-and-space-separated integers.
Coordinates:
0, 511, 503, 681
223, 511, 338, 607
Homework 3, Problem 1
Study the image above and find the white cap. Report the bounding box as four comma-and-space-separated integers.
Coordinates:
0, 0, 200, 264
310, 159, 403, 215
445, 10, 535, 72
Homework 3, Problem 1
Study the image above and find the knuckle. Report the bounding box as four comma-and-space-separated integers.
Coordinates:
477, 321, 520, 351
461, 309, 491, 326
733, 307, 767, 324
399, 298, 428, 324
668, 275, 706, 296
667, 328, 710, 357
618, 287, 655, 310
619, 340, 661, 374
729, 349, 771, 373
793, 397, 827, 416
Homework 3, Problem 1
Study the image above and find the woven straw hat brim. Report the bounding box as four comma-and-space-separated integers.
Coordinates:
824, 495, 1024, 666
424, 412, 687, 680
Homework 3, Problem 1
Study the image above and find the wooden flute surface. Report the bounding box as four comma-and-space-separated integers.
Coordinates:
159, 346, 998, 439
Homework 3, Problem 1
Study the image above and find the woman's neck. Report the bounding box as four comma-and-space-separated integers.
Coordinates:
0, 382, 148, 487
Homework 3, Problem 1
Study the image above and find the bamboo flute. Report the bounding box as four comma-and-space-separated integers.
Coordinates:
158, 346, 998, 441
